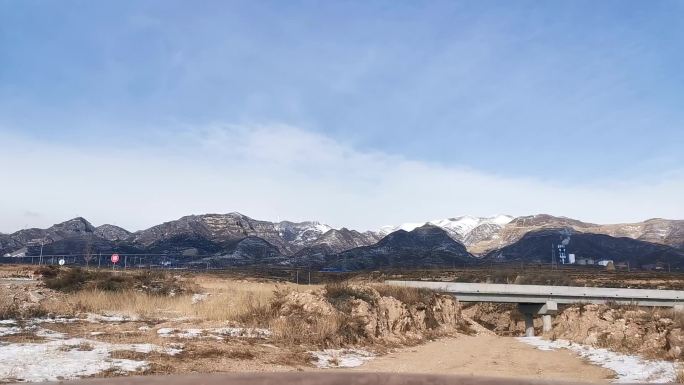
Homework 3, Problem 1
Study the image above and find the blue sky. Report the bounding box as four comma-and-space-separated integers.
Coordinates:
1, 1, 683, 231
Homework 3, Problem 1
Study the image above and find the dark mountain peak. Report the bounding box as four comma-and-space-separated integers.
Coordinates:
378, 224, 460, 249
328, 224, 473, 270
51, 217, 95, 232
311, 227, 380, 253
94, 224, 131, 241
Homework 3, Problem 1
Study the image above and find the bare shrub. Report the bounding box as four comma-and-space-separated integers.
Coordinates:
0, 296, 19, 319
0, 296, 47, 320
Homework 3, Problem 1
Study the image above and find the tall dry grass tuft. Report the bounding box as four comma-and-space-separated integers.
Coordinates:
372, 284, 433, 306
270, 313, 342, 346
44, 278, 283, 321
0, 295, 18, 320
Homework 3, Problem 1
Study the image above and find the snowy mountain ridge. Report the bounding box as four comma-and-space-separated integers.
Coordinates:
378, 215, 514, 245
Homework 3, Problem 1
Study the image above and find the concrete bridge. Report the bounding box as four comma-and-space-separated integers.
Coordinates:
385, 280, 684, 336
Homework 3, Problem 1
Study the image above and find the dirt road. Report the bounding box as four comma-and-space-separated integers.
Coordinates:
348, 335, 614, 383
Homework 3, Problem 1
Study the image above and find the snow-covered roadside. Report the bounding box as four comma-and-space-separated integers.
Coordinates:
517, 337, 676, 383
310, 349, 374, 368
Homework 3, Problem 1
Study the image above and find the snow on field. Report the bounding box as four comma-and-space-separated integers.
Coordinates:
310, 349, 374, 368
86, 313, 139, 322
0, 325, 21, 337
517, 337, 676, 383
0, 319, 182, 382
156, 327, 271, 339
191, 293, 209, 304
0, 338, 172, 382
212, 327, 272, 338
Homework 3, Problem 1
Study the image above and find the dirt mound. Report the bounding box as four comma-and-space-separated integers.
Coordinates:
267, 283, 469, 348
549, 304, 684, 359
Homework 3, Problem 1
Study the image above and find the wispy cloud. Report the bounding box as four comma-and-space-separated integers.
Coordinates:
1, 125, 681, 233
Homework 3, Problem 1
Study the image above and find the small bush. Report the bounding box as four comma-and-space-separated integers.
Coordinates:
34, 265, 59, 278
44, 268, 91, 292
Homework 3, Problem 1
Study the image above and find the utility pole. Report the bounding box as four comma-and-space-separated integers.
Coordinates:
39, 241, 44, 265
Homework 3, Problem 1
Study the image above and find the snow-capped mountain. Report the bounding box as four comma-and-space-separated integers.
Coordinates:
378, 215, 514, 245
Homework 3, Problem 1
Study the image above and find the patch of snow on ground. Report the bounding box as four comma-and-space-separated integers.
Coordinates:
0, 335, 183, 382
157, 327, 271, 339
191, 293, 209, 304
0, 338, 147, 382
86, 313, 139, 323
517, 337, 676, 383
35, 328, 66, 339
0, 326, 21, 337
310, 349, 374, 368
212, 327, 272, 339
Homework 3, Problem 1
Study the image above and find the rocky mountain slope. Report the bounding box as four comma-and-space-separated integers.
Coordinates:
468, 214, 684, 255
130, 213, 341, 255
325, 225, 475, 270
0, 217, 97, 256
485, 228, 684, 267
1, 213, 683, 271
93, 224, 131, 241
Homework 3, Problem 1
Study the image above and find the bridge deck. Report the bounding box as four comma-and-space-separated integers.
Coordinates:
385, 280, 684, 307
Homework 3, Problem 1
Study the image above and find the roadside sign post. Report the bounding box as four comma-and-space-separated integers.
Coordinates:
58, 258, 65, 266
111, 253, 120, 270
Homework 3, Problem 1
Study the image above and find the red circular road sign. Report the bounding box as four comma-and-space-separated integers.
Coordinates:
111, 253, 120, 264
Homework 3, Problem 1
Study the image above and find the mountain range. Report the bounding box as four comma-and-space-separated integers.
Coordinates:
1, 213, 683, 270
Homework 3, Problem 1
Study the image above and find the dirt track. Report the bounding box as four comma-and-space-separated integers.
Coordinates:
347, 335, 614, 383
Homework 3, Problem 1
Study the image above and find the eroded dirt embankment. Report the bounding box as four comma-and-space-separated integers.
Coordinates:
465, 302, 684, 360
268, 283, 471, 347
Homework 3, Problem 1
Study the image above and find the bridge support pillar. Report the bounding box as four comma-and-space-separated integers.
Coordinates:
524, 313, 535, 337
542, 314, 552, 332
518, 301, 558, 337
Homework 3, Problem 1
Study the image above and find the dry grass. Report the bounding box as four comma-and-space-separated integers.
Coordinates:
269, 311, 344, 347
269, 350, 314, 366
42, 277, 310, 322
0, 296, 47, 320
373, 284, 433, 305
0, 331, 48, 343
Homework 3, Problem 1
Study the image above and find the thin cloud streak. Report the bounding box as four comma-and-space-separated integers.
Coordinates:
0, 126, 682, 233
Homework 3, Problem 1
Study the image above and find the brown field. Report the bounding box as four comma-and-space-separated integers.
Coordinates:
2, 263, 684, 383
